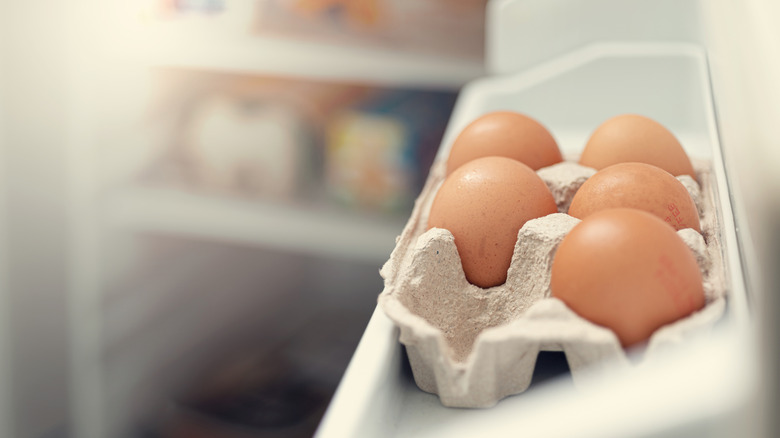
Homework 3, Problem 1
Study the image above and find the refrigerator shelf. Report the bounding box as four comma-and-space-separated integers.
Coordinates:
104, 19, 485, 89
105, 186, 405, 262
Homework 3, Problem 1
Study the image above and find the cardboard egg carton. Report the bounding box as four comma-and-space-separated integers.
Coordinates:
378, 157, 727, 408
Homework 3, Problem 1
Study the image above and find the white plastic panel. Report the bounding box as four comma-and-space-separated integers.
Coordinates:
319, 308, 755, 438
487, 0, 705, 75
441, 43, 714, 161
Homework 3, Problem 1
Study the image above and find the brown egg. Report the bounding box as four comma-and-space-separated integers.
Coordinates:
551, 208, 705, 348
568, 162, 701, 232
428, 156, 557, 288
446, 111, 563, 175
579, 114, 696, 179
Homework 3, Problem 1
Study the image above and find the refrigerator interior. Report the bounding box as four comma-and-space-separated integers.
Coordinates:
65, 2, 484, 437
0, 0, 778, 437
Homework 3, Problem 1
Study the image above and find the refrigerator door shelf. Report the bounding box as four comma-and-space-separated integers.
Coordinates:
317, 42, 752, 438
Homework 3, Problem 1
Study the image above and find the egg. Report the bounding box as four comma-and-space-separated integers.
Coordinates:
428, 156, 557, 288
579, 114, 696, 179
568, 162, 701, 232
446, 111, 563, 175
550, 208, 705, 348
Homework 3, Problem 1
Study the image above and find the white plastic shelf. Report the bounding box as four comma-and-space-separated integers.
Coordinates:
105, 187, 404, 263
106, 20, 485, 89
316, 308, 754, 438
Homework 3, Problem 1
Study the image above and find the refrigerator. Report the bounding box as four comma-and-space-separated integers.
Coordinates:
0, 0, 777, 437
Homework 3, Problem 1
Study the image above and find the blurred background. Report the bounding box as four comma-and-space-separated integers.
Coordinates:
0, 1, 777, 438
1, 1, 486, 437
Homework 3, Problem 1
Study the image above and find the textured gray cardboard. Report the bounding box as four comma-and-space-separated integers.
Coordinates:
379, 157, 726, 407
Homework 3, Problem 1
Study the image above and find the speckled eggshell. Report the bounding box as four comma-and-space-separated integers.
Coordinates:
428, 156, 558, 288
579, 114, 696, 179
446, 111, 563, 174
550, 208, 706, 348
568, 162, 701, 232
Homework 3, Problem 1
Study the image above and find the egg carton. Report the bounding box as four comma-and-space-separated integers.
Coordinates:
378, 156, 726, 408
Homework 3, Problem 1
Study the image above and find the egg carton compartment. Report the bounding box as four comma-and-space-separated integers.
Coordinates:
380, 148, 726, 406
